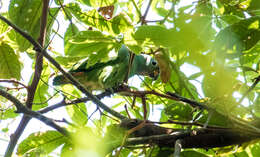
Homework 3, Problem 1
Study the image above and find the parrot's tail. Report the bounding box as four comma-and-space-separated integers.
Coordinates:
52, 75, 68, 85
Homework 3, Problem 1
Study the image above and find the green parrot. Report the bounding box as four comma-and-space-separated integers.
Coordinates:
53, 45, 160, 90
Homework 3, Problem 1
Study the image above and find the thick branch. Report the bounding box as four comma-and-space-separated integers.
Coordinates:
119, 119, 260, 149
124, 128, 258, 148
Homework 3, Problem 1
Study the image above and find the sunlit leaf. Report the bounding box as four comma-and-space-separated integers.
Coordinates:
17, 131, 67, 156
67, 3, 132, 34
0, 42, 21, 79
66, 103, 88, 126
133, 25, 176, 47
0, 107, 18, 120
8, 0, 42, 51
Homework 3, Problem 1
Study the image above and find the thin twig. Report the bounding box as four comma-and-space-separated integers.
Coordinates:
141, 0, 153, 25
39, 89, 113, 114
238, 75, 260, 104
124, 104, 131, 119
141, 96, 147, 120
0, 79, 28, 89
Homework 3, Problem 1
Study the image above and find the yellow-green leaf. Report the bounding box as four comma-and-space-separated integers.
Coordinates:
0, 42, 21, 79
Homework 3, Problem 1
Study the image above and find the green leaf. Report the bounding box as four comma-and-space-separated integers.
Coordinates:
174, 11, 216, 52
67, 3, 132, 34
133, 25, 176, 47
202, 69, 238, 98
66, 103, 88, 126
54, 0, 64, 5
64, 23, 79, 55
0, 42, 21, 79
17, 131, 67, 156
152, 147, 174, 157
188, 72, 203, 80
248, 0, 260, 15
8, 1, 59, 52
61, 142, 75, 157
164, 102, 193, 121
32, 63, 51, 110
64, 30, 115, 57
77, 0, 116, 7
251, 143, 260, 156
154, 7, 169, 17
0, 13, 9, 36
181, 150, 209, 157
8, 0, 42, 51
220, 15, 243, 25
214, 16, 260, 56
55, 56, 86, 69
0, 107, 18, 120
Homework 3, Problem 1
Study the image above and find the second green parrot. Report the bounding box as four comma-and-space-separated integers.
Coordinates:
53, 45, 160, 90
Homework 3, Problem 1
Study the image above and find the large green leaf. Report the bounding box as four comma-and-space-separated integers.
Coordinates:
8, 1, 59, 52
8, 0, 42, 51
214, 16, 260, 57
67, 3, 132, 34
55, 56, 86, 69
133, 25, 176, 47
17, 131, 67, 156
64, 23, 79, 55
247, 0, 260, 15
164, 102, 193, 121
64, 30, 115, 57
0, 42, 21, 79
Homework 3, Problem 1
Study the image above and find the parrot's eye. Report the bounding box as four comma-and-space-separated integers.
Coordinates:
151, 60, 157, 66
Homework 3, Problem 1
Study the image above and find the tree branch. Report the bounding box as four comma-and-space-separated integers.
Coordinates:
3, 1, 50, 156
0, 89, 69, 136
116, 87, 208, 110
121, 123, 260, 148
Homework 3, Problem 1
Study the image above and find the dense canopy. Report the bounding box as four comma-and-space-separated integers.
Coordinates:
0, 0, 260, 157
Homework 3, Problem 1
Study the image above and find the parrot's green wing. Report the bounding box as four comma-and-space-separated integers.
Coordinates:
53, 45, 160, 91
